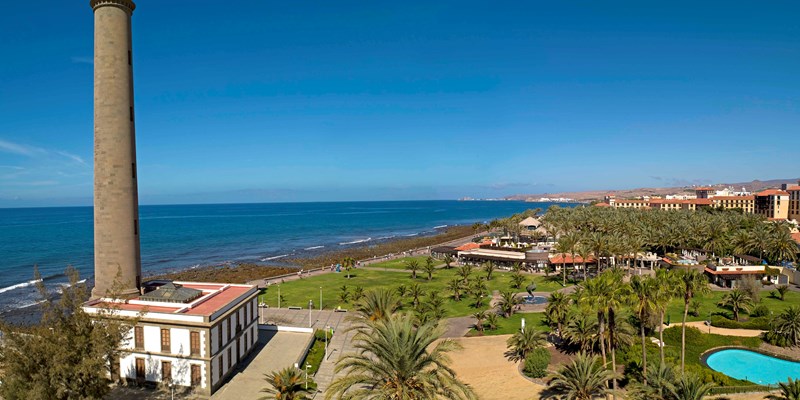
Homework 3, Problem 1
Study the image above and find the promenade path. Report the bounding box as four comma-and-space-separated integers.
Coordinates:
212, 330, 312, 400
664, 321, 765, 337
258, 308, 356, 397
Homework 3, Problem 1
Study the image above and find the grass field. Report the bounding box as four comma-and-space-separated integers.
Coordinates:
259, 258, 570, 318
364, 255, 433, 270
471, 312, 549, 336
664, 288, 800, 323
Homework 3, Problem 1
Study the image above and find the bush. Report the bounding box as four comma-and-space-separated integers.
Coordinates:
710, 315, 771, 330
685, 364, 731, 386
750, 304, 770, 318
523, 347, 551, 378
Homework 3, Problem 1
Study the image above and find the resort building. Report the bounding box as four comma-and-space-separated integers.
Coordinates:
695, 187, 714, 199
82, 281, 259, 395
787, 181, 800, 221
754, 189, 790, 220
711, 196, 755, 213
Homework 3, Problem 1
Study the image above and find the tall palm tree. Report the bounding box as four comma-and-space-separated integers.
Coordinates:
747, 223, 772, 262
483, 261, 496, 281
630, 275, 656, 383
668, 373, 714, 400
766, 306, 800, 347
405, 259, 420, 280
556, 232, 579, 286
627, 362, 677, 400
497, 291, 521, 318
653, 268, 677, 364
766, 377, 800, 400
545, 352, 614, 400
505, 325, 547, 362
718, 288, 753, 322
326, 314, 477, 400
423, 257, 436, 281
768, 227, 799, 265
677, 269, 710, 373
260, 367, 313, 400
576, 241, 593, 281
545, 291, 571, 339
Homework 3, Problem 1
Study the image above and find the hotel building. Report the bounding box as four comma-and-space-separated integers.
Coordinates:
754, 189, 790, 220
83, 281, 259, 395
787, 181, 800, 221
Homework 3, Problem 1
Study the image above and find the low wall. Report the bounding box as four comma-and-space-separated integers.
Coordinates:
259, 324, 314, 334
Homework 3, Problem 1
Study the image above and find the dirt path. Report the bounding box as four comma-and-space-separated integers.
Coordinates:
446, 335, 543, 400
666, 321, 764, 337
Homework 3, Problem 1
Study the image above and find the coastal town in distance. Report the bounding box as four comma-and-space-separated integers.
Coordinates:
1, 1, 800, 400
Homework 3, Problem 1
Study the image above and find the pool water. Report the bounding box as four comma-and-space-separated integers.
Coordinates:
522, 296, 548, 305
706, 349, 800, 385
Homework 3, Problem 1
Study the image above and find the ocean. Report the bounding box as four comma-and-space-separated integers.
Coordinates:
0, 200, 570, 314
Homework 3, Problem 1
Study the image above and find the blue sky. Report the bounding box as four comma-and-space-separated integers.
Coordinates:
1, 1, 798, 207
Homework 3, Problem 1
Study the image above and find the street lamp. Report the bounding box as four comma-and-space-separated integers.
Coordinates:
308, 300, 313, 327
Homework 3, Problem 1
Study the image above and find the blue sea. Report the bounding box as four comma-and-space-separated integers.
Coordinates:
0, 200, 569, 313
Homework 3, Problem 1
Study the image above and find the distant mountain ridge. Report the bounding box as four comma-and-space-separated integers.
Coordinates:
505, 178, 800, 202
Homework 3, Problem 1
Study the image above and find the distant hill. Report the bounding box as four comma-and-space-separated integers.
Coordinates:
505, 178, 800, 202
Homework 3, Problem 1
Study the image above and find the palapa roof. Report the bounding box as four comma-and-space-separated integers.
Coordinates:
518, 216, 541, 227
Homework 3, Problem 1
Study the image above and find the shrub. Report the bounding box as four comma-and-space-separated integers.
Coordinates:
523, 347, 551, 378
750, 304, 770, 318
709, 315, 771, 330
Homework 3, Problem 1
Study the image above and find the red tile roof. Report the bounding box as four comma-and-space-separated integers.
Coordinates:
455, 242, 481, 251
757, 189, 790, 196
550, 255, 596, 264
695, 187, 714, 191
786, 186, 800, 191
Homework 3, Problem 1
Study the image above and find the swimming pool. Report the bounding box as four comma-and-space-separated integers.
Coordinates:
705, 348, 800, 385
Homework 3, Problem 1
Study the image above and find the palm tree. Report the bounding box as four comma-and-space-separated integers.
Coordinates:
326, 314, 477, 400
485, 313, 500, 331
545, 352, 614, 400
472, 311, 487, 334
408, 283, 425, 309
352, 286, 365, 302
718, 288, 753, 322
505, 325, 547, 362
497, 291, 520, 318
338, 285, 350, 303
342, 257, 355, 279
766, 377, 800, 400
545, 291, 571, 339
630, 275, 656, 383
768, 227, 799, 265
350, 288, 401, 323
556, 232, 579, 286
395, 284, 408, 298
777, 284, 790, 301
458, 264, 473, 284
405, 259, 420, 279
677, 269, 709, 373
563, 313, 598, 353
483, 261, 496, 281
747, 223, 771, 262
447, 278, 464, 301
443, 253, 454, 269
576, 242, 593, 281
511, 271, 527, 289
668, 373, 714, 400
766, 306, 800, 347
653, 268, 677, 364
627, 362, 677, 400
423, 257, 436, 281
470, 278, 488, 308
260, 367, 312, 400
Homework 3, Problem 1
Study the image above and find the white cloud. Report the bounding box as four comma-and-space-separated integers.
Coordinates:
56, 151, 87, 165
70, 56, 93, 65
0, 139, 46, 156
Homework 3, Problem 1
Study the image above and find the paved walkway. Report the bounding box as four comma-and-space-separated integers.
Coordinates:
259, 308, 356, 397
664, 321, 765, 337
212, 330, 313, 400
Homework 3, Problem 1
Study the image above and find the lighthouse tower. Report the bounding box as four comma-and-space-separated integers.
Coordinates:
90, 0, 141, 298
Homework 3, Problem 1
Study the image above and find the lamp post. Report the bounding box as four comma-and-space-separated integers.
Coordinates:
320, 286, 323, 311
308, 300, 313, 327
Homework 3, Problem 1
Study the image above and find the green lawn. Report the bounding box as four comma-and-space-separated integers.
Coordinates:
365, 255, 433, 270
664, 289, 800, 324
259, 258, 571, 318
473, 312, 549, 336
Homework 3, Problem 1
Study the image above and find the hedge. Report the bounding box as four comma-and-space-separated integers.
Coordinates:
709, 315, 771, 330
523, 347, 551, 379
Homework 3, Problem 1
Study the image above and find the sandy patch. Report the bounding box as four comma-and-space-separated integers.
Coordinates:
446, 335, 543, 400
665, 321, 764, 337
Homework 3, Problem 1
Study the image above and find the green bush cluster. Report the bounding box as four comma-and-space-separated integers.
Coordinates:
685, 364, 732, 386
749, 304, 770, 318
523, 347, 551, 378
709, 315, 771, 330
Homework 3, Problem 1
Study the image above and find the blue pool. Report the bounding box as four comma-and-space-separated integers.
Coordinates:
705, 348, 800, 385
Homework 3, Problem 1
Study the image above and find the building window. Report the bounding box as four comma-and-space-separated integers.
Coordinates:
191, 364, 201, 386
190, 331, 200, 356
135, 358, 145, 381
161, 361, 172, 383
160, 328, 170, 353
134, 326, 144, 349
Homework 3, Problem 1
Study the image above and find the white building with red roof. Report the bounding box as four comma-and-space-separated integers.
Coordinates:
82, 281, 259, 395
